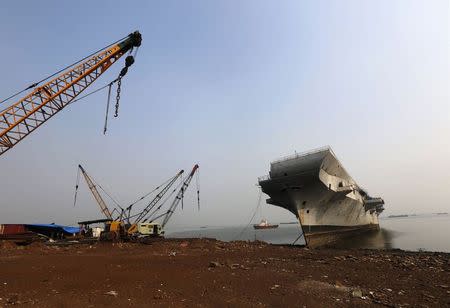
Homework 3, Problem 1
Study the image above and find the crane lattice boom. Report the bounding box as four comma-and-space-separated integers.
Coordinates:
0, 31, 142, 156
78, 164, 113, 220
161, 164, 199, 228
132, 170, 184, 224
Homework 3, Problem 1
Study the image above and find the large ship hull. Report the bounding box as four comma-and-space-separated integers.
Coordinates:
258, 147, 384, 247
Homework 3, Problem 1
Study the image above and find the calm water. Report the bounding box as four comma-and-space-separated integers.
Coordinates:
167, 215, 450, 252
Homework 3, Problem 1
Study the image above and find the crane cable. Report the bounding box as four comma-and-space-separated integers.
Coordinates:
103, 83, 113, 135
90, 176, 123, 211
196, 169, 200, 210
125, 173, 180, 215
128, 172, 182, 223
67, 80, 117, 106
144, 189, 178, 222
72, 164, 122, 212
1, 34, 137, 135
232, 189, 263, 241
151, 170, 199, 225
145, 179, 185, 222
63, 46, 135, 133
141, 166, 198, 224
0, 34, 129, 106
73, 166, 81, 207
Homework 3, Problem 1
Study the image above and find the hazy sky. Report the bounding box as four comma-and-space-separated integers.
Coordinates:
0, 1, 449, 229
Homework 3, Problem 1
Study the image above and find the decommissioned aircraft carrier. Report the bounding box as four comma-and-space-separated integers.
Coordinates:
258, 146, 384, 247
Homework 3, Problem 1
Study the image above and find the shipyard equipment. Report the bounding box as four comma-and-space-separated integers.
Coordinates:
130, 222, 163, 237
76, 164, 114, 220
160, 164, 200, 228
73, 164, 199, 241
0, 31, 142, 156
74, 164, 124, 240
124, 164, 200, 236
126, 170, 184, 237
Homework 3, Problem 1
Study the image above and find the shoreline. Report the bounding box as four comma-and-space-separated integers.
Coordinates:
1, 238, 449, 307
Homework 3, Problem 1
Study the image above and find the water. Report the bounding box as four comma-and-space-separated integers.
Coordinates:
167, 215, 450, 252
377, 214, 450, 252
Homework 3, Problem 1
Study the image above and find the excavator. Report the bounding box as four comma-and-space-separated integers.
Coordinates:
0, 31, 142, 156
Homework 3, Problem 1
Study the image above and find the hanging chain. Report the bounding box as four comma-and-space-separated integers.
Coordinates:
114, 77, 122, 117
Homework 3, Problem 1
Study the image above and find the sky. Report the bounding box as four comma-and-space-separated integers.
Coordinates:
0, 1, 449, 229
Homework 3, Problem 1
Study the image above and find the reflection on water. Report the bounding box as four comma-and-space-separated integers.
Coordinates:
329, 228, 397, 250
168, 224, 307, 245
167, 215, 450, 252
379, 214, 450, 252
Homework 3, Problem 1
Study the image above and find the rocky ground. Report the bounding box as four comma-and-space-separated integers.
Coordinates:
0, 238, 449, 307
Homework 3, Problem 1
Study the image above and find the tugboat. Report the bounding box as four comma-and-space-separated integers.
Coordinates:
253, 219, 279, 230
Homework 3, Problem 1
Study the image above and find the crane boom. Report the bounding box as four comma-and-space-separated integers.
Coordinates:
0, 31, 142, 156
78, 164, 113, 220
126, 169, 185, 236
161, 164, 199, 228
132, 170, 185, 224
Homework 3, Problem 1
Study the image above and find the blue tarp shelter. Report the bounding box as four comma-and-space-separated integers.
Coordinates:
25, 224, 80, 237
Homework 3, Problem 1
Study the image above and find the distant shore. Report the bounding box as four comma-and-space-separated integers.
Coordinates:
0, 238, 448, 307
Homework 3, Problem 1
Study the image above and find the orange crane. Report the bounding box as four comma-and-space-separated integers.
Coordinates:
0, 31, 142, 156
76, 164, 114, 220
74, 164, 126, 240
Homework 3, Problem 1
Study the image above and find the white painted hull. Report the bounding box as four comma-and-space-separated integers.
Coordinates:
259, 147, 384, 237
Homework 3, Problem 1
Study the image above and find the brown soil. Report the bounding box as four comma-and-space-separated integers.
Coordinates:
0, 238, 449, 307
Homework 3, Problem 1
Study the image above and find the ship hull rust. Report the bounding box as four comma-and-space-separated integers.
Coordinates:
258, 147, 384, 247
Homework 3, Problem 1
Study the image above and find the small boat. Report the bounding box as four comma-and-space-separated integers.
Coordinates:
388, 214, 408, 218
253, 219, 279, 230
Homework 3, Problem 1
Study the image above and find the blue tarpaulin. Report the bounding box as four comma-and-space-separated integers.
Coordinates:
25, 224, 80, 235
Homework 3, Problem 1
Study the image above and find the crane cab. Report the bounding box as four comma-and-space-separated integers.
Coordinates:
100, 220, 125, 241
131, 222, 163, 237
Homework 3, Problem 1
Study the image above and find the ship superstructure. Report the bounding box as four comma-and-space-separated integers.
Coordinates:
258, 146, 384, 246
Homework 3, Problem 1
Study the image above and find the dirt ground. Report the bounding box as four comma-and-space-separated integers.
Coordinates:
0, 238, 449, 307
